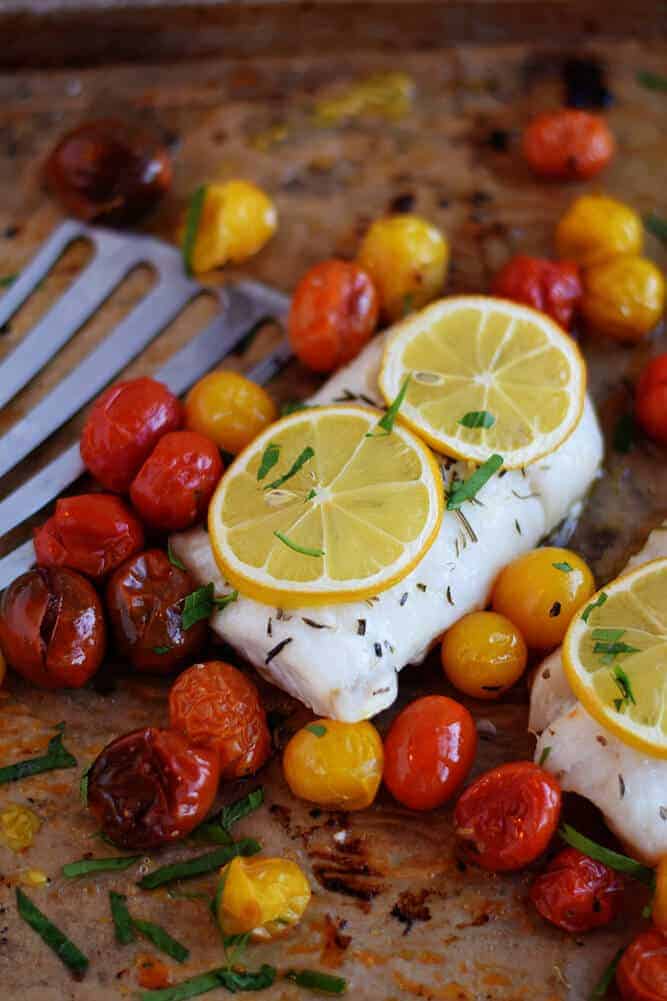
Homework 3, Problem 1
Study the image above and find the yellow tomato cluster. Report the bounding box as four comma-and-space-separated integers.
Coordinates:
187, 179, 277, 274
216, 855, 311, 941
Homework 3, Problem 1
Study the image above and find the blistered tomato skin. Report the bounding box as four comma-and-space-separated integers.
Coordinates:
106, 549, 206, 673
288, 260, 379, 373
33, 494, 144, 578
441, 611, 527, 700
185, 371, 277, 455
555, 194, 643, 268
189, 180, 277, 273
87, 727, 220, 850
636, 356, 667, 446
522, 110, 615, 180
529, 848, 624, 933
616, 928, 667, 1001
455, 761, 562, 872
582, 255, 666, 344
169, 661, 271, 779
130, 431, 223, 532
491, 255, 582, 330
81, 377, 183, 493
283, 719, 383, 810
0, 568, 106, 689
217, 856, 311, 940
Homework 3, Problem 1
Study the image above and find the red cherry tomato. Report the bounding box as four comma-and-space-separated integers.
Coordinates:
491, 255, 582, 330
288, 259, 379, 373
80, 377, 183, 493
383, 695, 477, 811
0, 568, 106, 689
87, 727, 220, 849
529, 847, 624, 933
106, 549, 206, 673
130, 431, 223, 532
523, 110, 615, 180
169, 661, 271, 779
617, 928, 667, 1001
636, 354, 667, 446
454, 761, 561, 871
33, 494, 144, 578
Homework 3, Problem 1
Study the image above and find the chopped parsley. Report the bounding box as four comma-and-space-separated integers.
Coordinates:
274, 531, 324, 558
181, 583, 238, 630
458, 410, 495, 429
182, 185, 207, 276
0, 726, 77, 785
264, 446, 314, 490
257, 442, 280, 481
366, 375, 410, 437
446, 454, 504, 510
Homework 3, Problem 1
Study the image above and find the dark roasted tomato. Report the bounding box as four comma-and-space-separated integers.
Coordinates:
33, 494, 144, 578
491, 255, 582, 330
106, 549, 206, 673
87, 727, 220, 849
529, 847, 624, 932
81, 377, 183, 493
130, 431, 223, 532
454, 761, 561, 872
0, 568, 105, 689
169, 661, 271, 779
522, 110, 615, 180
617, 928, 667, 1001
44, 119, 172, 224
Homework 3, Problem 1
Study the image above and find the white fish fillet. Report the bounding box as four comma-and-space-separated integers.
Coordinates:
173, 334, 603, 722
531, 523, 667, 863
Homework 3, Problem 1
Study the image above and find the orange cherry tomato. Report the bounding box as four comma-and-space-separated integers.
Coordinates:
169, 661, 271, 779
130, 431, 223, 532
529, 847, 624, 933
522, 110, 615, 180
616, 928, 667, 1001
491, 255, 582, 330
383, 695, 477, 811
636, 354, 667, 447
288, 259, 379, 373
81, 377, 183, 493
33, 494, 144, 578
454, 761, 561, 871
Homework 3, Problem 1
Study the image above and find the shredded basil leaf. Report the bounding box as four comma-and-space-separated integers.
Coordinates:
590, 948, 625, 1000
138, 839, 261, 890
552, 562, 573, 573
168, 541, 187, 570
79, 763, 91, 806
538, 746, 551, 767
257, 442, 281, 481
219, 788, 264, 831
274, 531, 324, 558
581, 591, 608, 623
591, 628, 625, 643
133, 918, 190, 963
62, 855, 141, 878
153, 645, 172, 655
0, 729, 77, 785
286, 969, 347, 994
366, 376, 410, 437
645, 212, 667, 245
306, 724, 327, 738
264, 446, 315, 490
110, 891, 135, 945
613, 412, 635, 453
637, 70, 667, 92
138, 964, 276, 1001
182, 583, 238, 630
458, 410, 496, 430
16, 888, 89, 977
182, 185, 207, 276
446, 454, 504, 510
560, 824, 655, 886
0, 273, 17, 287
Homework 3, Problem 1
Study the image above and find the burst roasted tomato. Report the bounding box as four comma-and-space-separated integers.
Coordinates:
491, 255, 582, 330
33, 494, 144, 578
522, 110, 615, 180
0, 568, 106, 689
169, 661, 271, 779
106, 549, 206, 673
383, 696, 477, 811
454, 761, 562, 871
87, 727, 220, 849
283, 719, 384, 810
529, 848, 624, 932
616, 928, 667, 1001
636, 355, 667, 446
81, 377, 183, 493
216, 856, 311, 940
130, 431, 223, 532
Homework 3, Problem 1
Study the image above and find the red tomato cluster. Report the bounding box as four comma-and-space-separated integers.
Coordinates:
492, 255, 582, 330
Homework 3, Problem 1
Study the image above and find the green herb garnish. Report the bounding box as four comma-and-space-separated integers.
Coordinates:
306, 488, 317, 501
153, 645, 172, 655
538, 746, 552, 767
133, 919, 189, 963
264, 446, 315, 490
110, 891, 135, 945
138, 839, 261, 890
182, 583, 238, 630
595, 642, 639, 666
219, 788, 264, 831
285, 969, 347, 994
274, 531, 324, 558
168, 541, 186, 570
366, 376, 410, 437
637, 70, 667, 91
552, 562, 573, 573
16, 888, 89, 977
182, 185, 207, 276
590, 948, 625, 1000
257, 442, 281, 481
645, 212, 667, 245
581, 591, 608, 623
138, 964, 276, 1001
459, 410, 496, 430
306, 724, 327, 738
611, 664, 637, 709
560, 824, 654, 886
281, 400, 309, 417
402, 294, 414, 316
79, 763, 91, 806
0, 728, 77, 785
446, 454, 504, 510
613, 412, 635, 454
62, 855, 141, 879
0, 273, 17, 288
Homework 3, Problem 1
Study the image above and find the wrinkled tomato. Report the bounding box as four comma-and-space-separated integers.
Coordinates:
130, 431, 223, 532
522, 109, 615, 180
491, 255, 582, 330
636, 354, 667, 447
81, 377, 182, 493
106, 549, 206, 673
33, 494, 144, 578
454, 761, 561, 871
0, 568, 106, 689
529, 847, 624, 933
616, 928, 667, 1001
169, 661, 271, 779
87, 727, 220, 849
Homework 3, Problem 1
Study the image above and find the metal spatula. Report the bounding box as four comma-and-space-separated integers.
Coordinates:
0, 219, 291, 588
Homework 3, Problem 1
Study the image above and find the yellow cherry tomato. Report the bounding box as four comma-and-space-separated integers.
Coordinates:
190, 180, 277, 273
441, 611, 527, 700
653, 857, 667, 931
581, 255, 665, 344
216, 855, 311, 940
185, 371, 277, 454
492, 546, 595, 651
0, 804, 41, 852
283, 719, 383, 810
357, 214, 449, 321
555, 194, 643, 268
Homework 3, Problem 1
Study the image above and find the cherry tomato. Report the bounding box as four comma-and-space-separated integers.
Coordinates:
582, 255, 665, 344
169, 661, 271, 779
441, 611, 527, 700
44, 119, 172, 224
491, 255, 582, 330
106, 549, 206, 673
522, 110, 615, 180
81, 377, 183, 493
87, 727, 220, 849
288, 260, 379, 373
616, 928, 667, 1001
33, 494, 144, 578
0, 568, 106, 689
383, 695, 477, 811
529, 847, 624, 932
130, 431, 223, 532
185, 371, 277, 455
652, 858, 667, 932
636, 355, 667, 446
454, 761, 561, 871
283, 719, 383, 810
216, 855, 311, 940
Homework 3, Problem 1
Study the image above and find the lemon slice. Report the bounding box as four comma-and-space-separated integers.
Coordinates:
379, 296, 586, 468
563, 558, 667, 757
208, 404, 443, 607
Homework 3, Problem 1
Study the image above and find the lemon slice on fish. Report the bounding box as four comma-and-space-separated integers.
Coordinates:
563, 558, 667, 758
378, 296, 586, 468
208, 404, 443, 607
